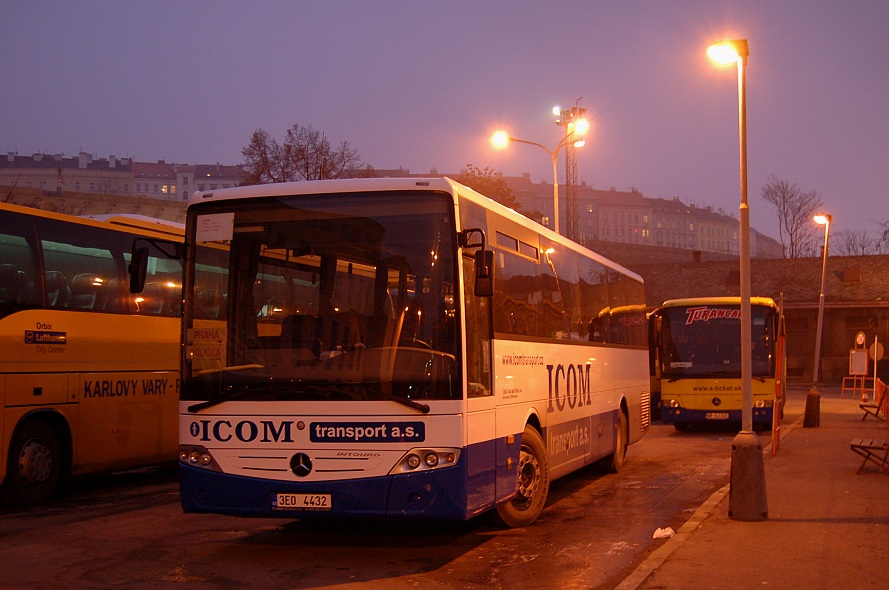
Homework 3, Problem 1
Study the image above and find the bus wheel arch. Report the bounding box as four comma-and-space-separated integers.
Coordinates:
494, 424, 550, 528
2, 413, 71, 507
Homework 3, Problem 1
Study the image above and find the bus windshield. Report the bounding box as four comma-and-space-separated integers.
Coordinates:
656, 304, 776, 379
183, 191, 459, 407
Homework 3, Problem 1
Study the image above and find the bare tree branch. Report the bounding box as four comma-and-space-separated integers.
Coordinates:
760, 174, 823, 258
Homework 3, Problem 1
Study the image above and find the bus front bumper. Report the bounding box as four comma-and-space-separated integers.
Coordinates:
660, 406, 773, 427
179, 463, 474, 520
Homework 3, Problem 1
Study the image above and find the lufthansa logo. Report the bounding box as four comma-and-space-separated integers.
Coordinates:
712, 397, 722, 407
290, 453, 313, 477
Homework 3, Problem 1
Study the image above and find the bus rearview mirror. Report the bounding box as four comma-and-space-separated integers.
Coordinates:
129, 247, 149, 293
474, 250, 493, 297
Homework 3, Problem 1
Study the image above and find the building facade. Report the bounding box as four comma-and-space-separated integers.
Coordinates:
2, 152, 244, 203
3, 152, 782, 258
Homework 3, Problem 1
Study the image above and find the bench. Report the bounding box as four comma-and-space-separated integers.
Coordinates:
860, 383, 887, 422
850, 438, 889, 474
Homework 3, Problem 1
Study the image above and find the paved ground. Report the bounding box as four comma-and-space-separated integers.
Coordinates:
617, 384, 889, 590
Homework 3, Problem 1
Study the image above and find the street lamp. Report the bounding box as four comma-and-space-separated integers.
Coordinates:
806, 213, 831, 427
491, 113, 588, 235
708, 38, 766, 521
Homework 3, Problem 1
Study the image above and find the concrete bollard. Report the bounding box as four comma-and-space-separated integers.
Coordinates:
803, 387, 821, 427
729, 431, 768, 521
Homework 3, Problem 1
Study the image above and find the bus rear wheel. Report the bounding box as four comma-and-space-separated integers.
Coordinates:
3, 420, 63, 507
494, 425, 549, 528
597, 408, 629, 473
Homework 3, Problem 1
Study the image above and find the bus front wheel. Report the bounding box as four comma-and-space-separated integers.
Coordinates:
3, 420, 63, 507
494, 425, 549, 528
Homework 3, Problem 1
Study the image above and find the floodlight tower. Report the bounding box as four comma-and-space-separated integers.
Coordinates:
555, 99, 587, 242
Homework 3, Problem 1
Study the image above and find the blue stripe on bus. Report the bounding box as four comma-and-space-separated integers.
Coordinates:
180, 436, 518, 520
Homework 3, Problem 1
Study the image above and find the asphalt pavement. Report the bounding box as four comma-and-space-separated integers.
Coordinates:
617, 383, 889, 590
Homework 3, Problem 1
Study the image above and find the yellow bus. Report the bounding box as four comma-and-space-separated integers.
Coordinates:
649, 296, 785, 431
0, 202, 183, 506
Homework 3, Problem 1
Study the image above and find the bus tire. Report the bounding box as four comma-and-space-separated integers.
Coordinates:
2, 419, 63, 507
494, 425, 549, 528
599, 407, 629, 474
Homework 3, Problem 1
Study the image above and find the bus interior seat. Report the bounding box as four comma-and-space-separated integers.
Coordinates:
280, 314, 321, 357
328, 310, 366, 350
140, 281, 167, 314
0, 264, 23, 304
44, 271, 70, 308
102, 278, 130, 312
196, 289, 225, 318
71, 273, 106, 309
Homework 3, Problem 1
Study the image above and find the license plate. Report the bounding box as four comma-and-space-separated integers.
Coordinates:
705, 412, 730, 420
273, 493, 332, 511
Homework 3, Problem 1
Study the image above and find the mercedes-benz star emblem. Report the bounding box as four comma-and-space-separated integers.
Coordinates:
290, 453, 313, 477
712, 397, 722, 407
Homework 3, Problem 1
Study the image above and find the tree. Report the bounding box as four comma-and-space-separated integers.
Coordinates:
876, 220, 889, 254
455, 164, 542, 220
241, 124, 372, 184
760, 174, 823, 258
833, 230, 881, 256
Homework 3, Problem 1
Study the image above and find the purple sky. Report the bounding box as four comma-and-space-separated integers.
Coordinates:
3, 1, 888, 242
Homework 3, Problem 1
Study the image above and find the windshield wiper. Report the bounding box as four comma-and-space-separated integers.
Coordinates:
361, 385, 430, 414
188, 388, 261, 413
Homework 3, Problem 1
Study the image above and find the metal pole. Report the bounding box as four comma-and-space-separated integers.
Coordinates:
725, 39, 767, 521
552, 152, 560, 235
812, 219, 830, 386
805, 217, 829, 426
738, 52, 752, 434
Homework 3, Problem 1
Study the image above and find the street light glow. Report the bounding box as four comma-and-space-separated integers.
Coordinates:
814, 214, 831, 226
573, 118, 590, 136
491, 131, 511, 149
707, 39, 749, 65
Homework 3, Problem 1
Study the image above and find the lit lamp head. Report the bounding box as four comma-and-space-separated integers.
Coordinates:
491, 131, 512, 149
571, 118, 590, 148
707, 39, 749, 65
814, 214, 831, 226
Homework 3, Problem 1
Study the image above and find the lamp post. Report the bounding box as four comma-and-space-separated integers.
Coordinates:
491, 114, 588, 235
709, 38, 767, 521
805, 213, 831, 427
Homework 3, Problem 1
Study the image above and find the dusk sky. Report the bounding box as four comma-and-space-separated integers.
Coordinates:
3, 1, 888, 242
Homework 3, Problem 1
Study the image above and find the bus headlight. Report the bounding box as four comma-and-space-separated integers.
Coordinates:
662, 399, 681, 408
390, 448, 460, 474
754, 399, 774, 408
179, 444, 221, 471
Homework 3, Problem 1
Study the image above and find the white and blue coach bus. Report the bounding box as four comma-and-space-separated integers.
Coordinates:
171, 177, 650, 527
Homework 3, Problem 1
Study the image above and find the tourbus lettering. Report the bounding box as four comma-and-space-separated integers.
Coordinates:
83, 378, 175, 398
192, 419, 295, 443
684, 306, 741, 324
191, 329, 223, 341
546, 364, 592, 413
